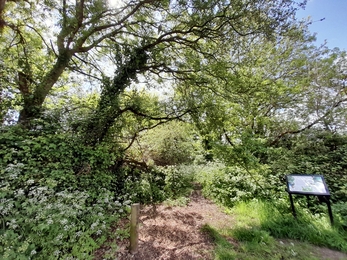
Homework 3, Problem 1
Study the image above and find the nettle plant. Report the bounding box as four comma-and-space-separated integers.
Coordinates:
0, 162, 131, 260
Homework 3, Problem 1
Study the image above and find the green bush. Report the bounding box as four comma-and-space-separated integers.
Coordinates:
131, 121, 202, 166
132, 168, 167, 204
0, 123, 200, 259
333, 202, 347, 230
122, 165, 195, 205
162, 165, 194, 198
206, 166, 258, 206
0, 161, 130, 259
195, 162, 286, 207
268, 130, 347, 202
0, 126, 131, 259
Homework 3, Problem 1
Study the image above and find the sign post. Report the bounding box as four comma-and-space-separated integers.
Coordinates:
286, 174, 333, 225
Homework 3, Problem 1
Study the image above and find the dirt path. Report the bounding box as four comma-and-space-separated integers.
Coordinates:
118, 190, 234, 259
95, 189, 234, 260
94, 190, 347, 260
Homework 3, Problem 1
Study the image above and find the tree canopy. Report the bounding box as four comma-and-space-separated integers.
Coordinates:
2, 0, 347, 162
1, 0, 306, 128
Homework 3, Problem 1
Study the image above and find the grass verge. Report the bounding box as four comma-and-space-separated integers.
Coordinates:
229, 200, 347, 252
202, 224, 340, 260
202, 199, 347, 260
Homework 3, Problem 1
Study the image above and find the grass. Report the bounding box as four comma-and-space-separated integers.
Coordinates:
233, 200, 347, 251
202, 199, 347, 260
202, 224, 331, 260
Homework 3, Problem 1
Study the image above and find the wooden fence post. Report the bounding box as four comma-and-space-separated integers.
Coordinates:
129, 203, 140, 253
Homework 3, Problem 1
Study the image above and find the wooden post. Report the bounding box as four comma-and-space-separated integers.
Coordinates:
130, 203, 140, 253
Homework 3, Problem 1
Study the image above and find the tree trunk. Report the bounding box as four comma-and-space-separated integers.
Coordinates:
18, 51, 72, 125
82, 48, 148, 145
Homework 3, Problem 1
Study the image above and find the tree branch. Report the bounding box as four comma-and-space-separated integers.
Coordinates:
271, 97, 347, 145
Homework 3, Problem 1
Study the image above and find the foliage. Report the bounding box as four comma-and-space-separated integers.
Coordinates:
0, 0, 306, 125
130, 121, 202, 166
0, 119, 200, 258
195, 164, 255, 206
0, 125, 119, 193
268, 130, 347, 202
163, 196, 191, 207
333, 202, 347, 230
194, 162, 286, 207
2, 0, 347, 257
177, 23, 347, 182
162, 165, 195, 198
195, 133, 347, 226
0, 172, 124, 259
122, 165, 195, 205
122, 167, 167, 204
0, 126, 131, 259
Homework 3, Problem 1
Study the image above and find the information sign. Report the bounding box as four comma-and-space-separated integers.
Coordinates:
285, 174, 333, 224
286, 175, 330, 195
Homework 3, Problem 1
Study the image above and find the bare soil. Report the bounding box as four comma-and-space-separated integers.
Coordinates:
94, 189, 347, 260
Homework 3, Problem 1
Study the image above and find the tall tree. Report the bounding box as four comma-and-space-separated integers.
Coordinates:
175, 23, 347, 166
0, 0, 305, 127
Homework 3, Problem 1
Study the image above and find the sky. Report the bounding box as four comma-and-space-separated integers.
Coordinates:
296, 0, 347, 51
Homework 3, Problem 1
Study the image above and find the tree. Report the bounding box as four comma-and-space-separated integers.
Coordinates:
174, 22, 347, 168
0, 0, 306, 128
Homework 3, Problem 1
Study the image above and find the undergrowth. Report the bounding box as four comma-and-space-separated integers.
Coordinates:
0, 126, 193, 259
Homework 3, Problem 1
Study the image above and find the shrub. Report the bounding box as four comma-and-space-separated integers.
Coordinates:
0, 161, 132, 259
129, 121, 202, 166
122, 165, 195, 205
268, 130, 347, 203
0, 126, 131, 259
195, 162, 286, 207
333, 202, 347, 230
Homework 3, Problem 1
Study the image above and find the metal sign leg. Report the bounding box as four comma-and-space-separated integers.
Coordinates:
289, 193, 296, 218
326, 197, 334, 225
